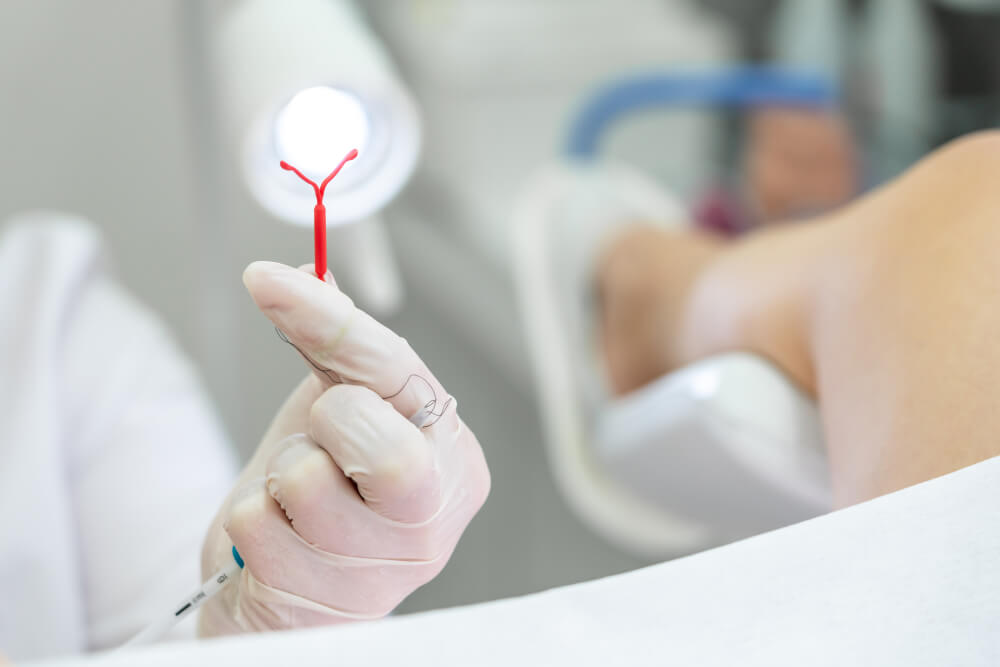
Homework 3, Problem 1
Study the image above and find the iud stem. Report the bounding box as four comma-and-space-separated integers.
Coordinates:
314, 203, 327, 279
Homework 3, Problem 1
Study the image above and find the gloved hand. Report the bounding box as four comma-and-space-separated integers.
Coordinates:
198, 262, 490, 634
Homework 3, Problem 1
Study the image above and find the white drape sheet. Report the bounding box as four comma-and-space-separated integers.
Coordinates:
41, 454, 1000, 666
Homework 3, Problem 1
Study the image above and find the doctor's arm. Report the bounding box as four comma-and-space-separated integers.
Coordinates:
63, 264, 238, 649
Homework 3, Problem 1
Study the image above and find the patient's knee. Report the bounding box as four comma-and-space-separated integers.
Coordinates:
941, 129, 1000, 158
922, 131, 1000, 193
884, 130, 1000, 240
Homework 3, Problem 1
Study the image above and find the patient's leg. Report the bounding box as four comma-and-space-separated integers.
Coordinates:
599, 131, 1000, 507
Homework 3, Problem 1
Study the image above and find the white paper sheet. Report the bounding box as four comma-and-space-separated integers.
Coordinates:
36, 456, 1000, 666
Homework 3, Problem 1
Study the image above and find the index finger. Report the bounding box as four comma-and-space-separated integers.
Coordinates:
243, 261, 452, 427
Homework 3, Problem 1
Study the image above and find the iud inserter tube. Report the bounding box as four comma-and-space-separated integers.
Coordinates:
122, 546, 244, 647
279, 149, 359, 280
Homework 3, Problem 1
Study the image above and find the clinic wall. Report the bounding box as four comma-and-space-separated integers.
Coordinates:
0, 1, 204, 347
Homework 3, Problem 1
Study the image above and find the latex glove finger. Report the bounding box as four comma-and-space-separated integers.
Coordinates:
243, 261, 451, 426
225, 479, 445, 619
305, 383, 439, 522
265, 431, 466, 560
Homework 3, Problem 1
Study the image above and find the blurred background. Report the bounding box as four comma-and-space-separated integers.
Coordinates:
1, 0, 998, 615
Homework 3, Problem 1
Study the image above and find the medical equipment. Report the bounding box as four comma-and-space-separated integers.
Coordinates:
122, 547, 244, 647
280, 149, 359, 280
515, 69, 837, 556
212, 0, 421, 313
565, 67, 836, 157
213, 0, 418, 226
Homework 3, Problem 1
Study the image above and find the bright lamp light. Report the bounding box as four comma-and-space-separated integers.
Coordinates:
274, 86, 371, 180
214, 0, 421, 228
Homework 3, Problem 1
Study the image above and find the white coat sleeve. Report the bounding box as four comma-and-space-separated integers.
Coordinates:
59, 244, 238, 649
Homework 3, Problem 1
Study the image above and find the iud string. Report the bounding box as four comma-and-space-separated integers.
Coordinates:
274, 328, 453, 429
280, 148, 359, 280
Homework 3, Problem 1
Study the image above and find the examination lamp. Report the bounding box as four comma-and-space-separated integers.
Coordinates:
213, 0, 420, 311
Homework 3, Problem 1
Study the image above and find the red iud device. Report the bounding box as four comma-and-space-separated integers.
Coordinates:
280, 148, 359, 281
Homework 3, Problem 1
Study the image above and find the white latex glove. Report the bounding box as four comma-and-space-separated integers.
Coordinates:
198, 262, 490, 634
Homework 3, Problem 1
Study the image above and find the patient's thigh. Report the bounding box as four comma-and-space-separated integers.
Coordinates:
807, 131, 1000, 505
